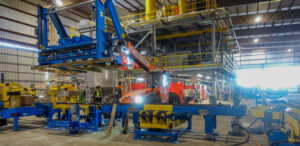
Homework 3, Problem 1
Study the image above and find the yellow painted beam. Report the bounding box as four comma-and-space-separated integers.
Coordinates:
177, 39, 235, 48
156, 27, 229, 40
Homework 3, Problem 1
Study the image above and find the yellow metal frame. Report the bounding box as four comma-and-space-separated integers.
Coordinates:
139, 105, 184, 129
0, 82, 37, 108
248, 106, 281, 120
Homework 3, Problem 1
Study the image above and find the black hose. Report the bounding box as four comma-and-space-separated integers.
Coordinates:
228, 127, 250, 146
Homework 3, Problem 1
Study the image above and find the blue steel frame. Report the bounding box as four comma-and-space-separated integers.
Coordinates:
0, 102, 43, 130
37, 0, 124, 66
100, 104, 246, 143
45, 104, 101, 134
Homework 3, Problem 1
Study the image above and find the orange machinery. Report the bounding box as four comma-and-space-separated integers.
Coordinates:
120, 42, 181, 104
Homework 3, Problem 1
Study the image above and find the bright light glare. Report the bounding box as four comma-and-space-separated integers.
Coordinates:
197, 74, 203, 77
45, 72, 49, 80
162, 74, 168, 87
254, 38, 259, 43
288, 49, 292, 52
0, 41, 38, 52
206, 76, 211, 80
126, 57, 132, 65
237, 66, 300, 89
56, 0, 63, 6
255, 16, 261, 22
137, 78, 144, 81
134, 96, 143, 104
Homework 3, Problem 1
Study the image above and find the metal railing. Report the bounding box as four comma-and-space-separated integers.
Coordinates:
119, 0, 217, 26
149, 51, 236, 73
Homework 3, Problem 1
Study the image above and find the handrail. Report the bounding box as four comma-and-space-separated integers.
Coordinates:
119, 0, 218, 25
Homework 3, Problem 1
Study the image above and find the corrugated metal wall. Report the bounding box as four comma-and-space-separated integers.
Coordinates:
0, 0, 87, 89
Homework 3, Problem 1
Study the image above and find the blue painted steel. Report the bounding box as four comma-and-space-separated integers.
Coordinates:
0, 104, 44, 130
134, 128, 190, 143
37, 0, 124, 66
95, 0, 106, 59
37, 5, 48, 50
267, 130, 300, 146
131, 104, 246, 143
105, 0, 124, 39
45, 104, 101, 134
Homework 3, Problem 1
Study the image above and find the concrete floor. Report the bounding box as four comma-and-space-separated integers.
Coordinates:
0, 99, 268, 146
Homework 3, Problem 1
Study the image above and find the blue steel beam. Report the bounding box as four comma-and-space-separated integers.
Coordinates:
105, 0, 124, 39
95, 0, 106, 59
37, 5, 48, 49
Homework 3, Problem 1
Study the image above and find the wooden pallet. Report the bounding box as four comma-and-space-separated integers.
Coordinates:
31, 57, 123, 74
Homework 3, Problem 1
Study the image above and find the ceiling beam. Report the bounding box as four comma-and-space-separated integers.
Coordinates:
115, 0, 132, 11
123, 0, 140, 10
216, 0, 270, 7
231, 9, 300, 25
238, 34, 300, 45
235, 24, 300, 36
134, 0, 144, 8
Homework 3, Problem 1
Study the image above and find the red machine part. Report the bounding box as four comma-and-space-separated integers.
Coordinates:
169, 82, 183, 104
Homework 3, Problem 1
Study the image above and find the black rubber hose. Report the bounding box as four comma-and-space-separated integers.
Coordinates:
229, 127, 250, 146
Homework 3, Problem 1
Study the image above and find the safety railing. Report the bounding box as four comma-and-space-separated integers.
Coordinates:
150, 51, 236, 73
119, 0, 217, 26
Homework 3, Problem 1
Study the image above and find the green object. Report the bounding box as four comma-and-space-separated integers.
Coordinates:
80, 90, 86, 103
96, 89, 102, 97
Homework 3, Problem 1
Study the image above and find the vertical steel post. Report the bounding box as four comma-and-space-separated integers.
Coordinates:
152, 25, 157, 58
211, 13, 216, 63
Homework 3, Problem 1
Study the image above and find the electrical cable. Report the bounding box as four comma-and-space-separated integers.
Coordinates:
228, 127, 250, 146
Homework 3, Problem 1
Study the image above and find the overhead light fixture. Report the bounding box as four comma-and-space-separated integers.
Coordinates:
288, 49, 292, 52
197, 74, 203, 77
0, 41, 38, 52
206, 76, 211, 80
254, 38, 259, 43
255, 16, 261, 23
55, 0, 63, 7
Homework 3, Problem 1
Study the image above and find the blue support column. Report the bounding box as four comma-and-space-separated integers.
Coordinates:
95, 0, 106, 59
13, 117, 19, 131
122, 112, 126, 127
204, 115, 214, 134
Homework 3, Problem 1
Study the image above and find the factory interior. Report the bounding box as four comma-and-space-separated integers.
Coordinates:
0, 0, 300, 145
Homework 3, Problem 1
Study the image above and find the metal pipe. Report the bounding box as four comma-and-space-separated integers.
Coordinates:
211, 13, 216, 63
146, 0, 156, 20
48, 0, 94, 14
178, 0, 188, 15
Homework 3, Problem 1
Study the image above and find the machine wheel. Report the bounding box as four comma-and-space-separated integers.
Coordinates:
168, 92, 181, 104
144, 93, 162, 104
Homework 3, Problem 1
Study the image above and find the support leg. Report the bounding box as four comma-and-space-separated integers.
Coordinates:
13, 117, 19, 131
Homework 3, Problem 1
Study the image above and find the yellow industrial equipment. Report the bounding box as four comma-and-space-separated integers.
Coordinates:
139, 105, 185, 129
46, 84, 79, 104
145, 0, 156, 20
248, 106, 281, 120
163, 5, 178, 17
45, 84, 84, 114
0, 82, 37, 108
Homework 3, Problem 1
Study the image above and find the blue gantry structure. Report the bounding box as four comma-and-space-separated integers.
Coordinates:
37, 0, 124, 68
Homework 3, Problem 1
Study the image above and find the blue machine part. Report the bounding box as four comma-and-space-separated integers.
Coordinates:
45, 104, 101, 134
267, 130, 300, 146
37, 0, 124, 66
0, 102, 44, 130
